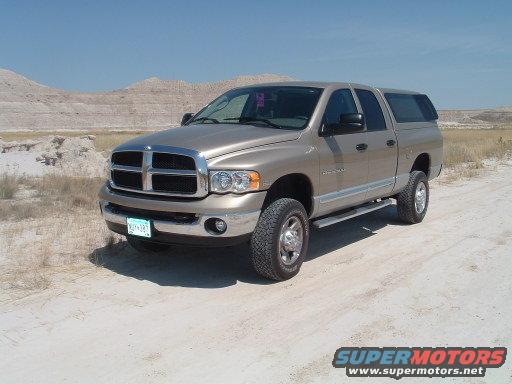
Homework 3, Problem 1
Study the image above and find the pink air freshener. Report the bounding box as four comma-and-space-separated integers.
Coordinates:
256, 93, 265, 108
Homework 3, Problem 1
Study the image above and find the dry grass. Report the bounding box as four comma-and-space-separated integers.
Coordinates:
29, 174, 105, 209
0, 212, 123, 299
0, 174, 115, 299
442, 129, 512, 168
0, 173, 20, 199
0, 175, 105, 220
1, 130, 155, 152
93, 131, 154, 152
6, 269, 51, 292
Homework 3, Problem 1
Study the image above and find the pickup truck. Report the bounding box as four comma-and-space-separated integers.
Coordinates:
99, 81, 443, 280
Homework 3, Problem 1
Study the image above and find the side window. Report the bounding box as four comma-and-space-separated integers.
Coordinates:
384, 93, 438, 122
323, 89, 358, 127
355, 89, 387, 131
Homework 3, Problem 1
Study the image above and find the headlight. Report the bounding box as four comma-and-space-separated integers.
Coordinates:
210, 170, 260, 193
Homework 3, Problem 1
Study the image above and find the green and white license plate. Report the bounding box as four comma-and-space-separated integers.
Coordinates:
126, 217, 151, 238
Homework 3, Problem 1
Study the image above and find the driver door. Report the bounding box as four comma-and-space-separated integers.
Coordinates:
316, 88, 369, 215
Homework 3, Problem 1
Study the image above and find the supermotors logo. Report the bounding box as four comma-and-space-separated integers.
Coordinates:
332, 347, 507, 379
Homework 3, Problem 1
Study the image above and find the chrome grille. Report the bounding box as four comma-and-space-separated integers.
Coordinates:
109, 145, 208, 197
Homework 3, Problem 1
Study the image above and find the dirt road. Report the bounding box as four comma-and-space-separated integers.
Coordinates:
1, 165, 511, 383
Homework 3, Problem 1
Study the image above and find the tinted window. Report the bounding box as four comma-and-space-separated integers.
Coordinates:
323, 89, 358, 127
355, 89, 387, 131
414, 94, 439, 120
385, 93, 438, 123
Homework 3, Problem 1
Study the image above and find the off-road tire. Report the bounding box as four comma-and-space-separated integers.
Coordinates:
250, 198, 309, 281
127, 236, 171, 253
396, 171, 429, 224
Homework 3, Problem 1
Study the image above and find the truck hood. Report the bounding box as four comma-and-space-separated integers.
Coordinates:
117, 123, 302, 159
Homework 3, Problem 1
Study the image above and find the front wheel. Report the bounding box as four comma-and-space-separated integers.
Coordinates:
127, 236, 172, 253
250, 198, 309, 281
396, 171, 429, 224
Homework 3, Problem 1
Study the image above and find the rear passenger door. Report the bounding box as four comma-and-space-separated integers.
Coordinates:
354, 87, 398, 200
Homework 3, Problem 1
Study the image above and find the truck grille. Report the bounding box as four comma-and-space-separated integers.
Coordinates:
111, 151, 143, 167
152, 153, 195, 170
111, 170, 143, 190
109, 146, 207, 197
152, 174, 197, 194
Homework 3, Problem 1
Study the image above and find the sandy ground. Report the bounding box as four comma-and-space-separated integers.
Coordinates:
1, 165, 511, 383
0, 151, 48, 176
0, 135, 107, 177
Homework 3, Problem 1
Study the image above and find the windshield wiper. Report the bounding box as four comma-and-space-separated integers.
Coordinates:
189, 117, 220, 124
223, 117, 282, 129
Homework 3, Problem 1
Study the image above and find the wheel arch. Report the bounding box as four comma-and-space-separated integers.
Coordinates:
262, 173, 314, 216
411, 152, 431, 177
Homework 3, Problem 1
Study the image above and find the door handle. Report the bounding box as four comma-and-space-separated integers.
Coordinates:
386, 139, 396, 147
356, 143, 368, 151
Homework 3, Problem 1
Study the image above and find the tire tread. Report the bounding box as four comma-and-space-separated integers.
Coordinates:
397, 170, 428, 224
250, 198, 307, 281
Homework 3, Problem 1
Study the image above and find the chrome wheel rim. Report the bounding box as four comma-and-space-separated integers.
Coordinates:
415, 181, 427, 214
279, 216, 303, 265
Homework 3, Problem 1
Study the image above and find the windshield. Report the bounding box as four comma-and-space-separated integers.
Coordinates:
188, 86, 322, 130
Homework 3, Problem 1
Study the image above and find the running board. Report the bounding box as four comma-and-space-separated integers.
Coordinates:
312, 199, 393, 229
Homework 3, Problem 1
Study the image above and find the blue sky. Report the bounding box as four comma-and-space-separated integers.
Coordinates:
1, 0, 511, 109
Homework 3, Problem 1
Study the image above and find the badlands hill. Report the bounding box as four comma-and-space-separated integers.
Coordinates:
437, 107, 512, 127
0, 69, 291, 132
1, 68, 510, 131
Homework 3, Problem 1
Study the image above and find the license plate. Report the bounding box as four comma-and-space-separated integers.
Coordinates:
126, 217, 151, 238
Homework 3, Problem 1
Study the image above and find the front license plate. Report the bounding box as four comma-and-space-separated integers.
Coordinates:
127, 217, 151, 238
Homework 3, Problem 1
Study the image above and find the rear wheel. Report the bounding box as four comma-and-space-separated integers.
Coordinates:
127, 236, 171, 253
250, 198, 309, 281
397, 171, 429, 224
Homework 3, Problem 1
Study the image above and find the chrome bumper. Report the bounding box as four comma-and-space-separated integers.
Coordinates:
100, 200, 260, 238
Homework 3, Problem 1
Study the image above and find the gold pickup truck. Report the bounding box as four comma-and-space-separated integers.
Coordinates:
99, 82, 443, 280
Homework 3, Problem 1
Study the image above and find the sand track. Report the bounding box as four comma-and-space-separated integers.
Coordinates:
1, 165, 511, 383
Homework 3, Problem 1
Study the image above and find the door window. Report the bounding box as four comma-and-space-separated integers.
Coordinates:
323, 89, 358, 130
355, 89, 387, 131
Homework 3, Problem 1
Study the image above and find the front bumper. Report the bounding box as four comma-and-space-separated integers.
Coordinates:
99, 184, 264, 245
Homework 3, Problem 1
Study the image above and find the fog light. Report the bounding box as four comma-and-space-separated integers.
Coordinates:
214, 219, 227, 233
205, 218, 227, 235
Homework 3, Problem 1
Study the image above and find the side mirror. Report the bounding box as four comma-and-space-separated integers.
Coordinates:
322, 113, 365, 136
181, 113, 194, 126
336, 113, 365, 133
